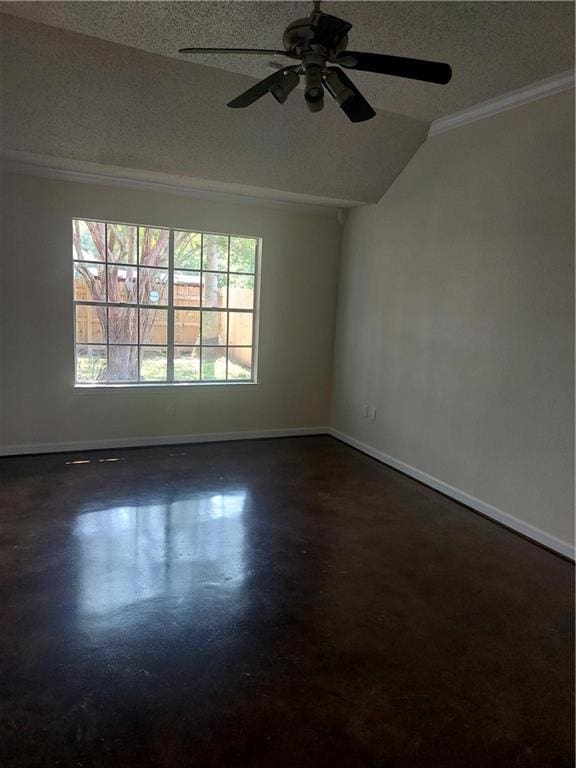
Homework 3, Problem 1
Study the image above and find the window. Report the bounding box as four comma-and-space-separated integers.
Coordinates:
73, 219, 258, 385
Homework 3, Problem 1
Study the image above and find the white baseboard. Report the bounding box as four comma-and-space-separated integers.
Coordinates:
3, 425, 573, 560
329, 428, 575, 561
0, 427, 328, 457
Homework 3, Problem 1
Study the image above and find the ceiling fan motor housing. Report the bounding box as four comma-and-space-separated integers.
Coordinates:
282, 13, 351, 60
282, 12, 353, 112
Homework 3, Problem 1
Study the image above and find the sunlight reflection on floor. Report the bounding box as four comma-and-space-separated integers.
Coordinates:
74, 490, 247, 616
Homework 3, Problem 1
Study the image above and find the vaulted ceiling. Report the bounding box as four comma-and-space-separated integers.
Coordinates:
0, 2, 573, 205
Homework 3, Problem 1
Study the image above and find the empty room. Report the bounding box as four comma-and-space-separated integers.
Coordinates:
0, 1, 574, 766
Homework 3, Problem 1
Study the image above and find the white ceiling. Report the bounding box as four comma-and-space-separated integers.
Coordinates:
1, 1, 574, 122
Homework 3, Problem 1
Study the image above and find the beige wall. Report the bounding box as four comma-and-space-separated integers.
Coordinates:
0, 172, 341, 448
330, 90, 575, 547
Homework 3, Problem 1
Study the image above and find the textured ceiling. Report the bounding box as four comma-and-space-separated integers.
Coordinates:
0, 12, 429, 204
0, 1, 574, 121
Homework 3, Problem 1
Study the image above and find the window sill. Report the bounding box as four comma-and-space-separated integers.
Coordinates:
73, 381, 259, 393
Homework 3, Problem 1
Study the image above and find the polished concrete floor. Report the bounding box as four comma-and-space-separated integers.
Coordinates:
0, 436, 573, 767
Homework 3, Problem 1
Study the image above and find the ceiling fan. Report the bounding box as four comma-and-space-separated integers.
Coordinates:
179, 1, 452, 123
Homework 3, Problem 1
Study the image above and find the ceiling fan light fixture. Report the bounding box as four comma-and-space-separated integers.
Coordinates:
270, 69, 300, 104
324, 69, 354, 107
304, 64, 324, 112
324, 67, 376, 123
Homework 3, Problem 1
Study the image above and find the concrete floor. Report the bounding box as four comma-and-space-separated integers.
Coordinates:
0, 436, 573, 767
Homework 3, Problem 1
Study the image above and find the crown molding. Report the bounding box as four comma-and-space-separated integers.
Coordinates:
0, 151, 363, 218
428, 69, 575, 138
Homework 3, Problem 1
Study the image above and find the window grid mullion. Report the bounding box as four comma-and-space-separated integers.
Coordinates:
105, 222, 110, 384
225, 235, 230, 381
251, 238, 260, 384
137, 226, 141, 382
199, 232, 203, 381
174, 268, 254, 277
75, 300, 250, 314
74, 299, 168, 309
167, 230, 175, 383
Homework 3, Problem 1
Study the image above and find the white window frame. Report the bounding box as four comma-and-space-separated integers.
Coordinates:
73, 218, 261, 387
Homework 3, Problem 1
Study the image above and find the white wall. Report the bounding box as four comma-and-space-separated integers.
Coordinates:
330, 90, 575, 549
0, 172, 341, 450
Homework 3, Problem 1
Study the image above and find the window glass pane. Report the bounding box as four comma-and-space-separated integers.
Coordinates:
140, 308, 168, 345
201, 311, 227, 346
73, 220, 105, 261
140, 347, 167, 382
108, 306, 138, 344
228, 312, 253, 346
76, 345, 107, 383
174, 347, 200, 381
107, 264, 137, 304
107, 223, 137, 264
74, 262, 106, 302
174, 310, 200, 345
174, 270, 201, 307
75, 304, 106, 343
109, 345, 138, 382
139, 268, 169, 305
175, 231, 201, 270
228, 274, 254, 309
229, 237, 256, 273
228, 348, 252, 380
139, 227, 169, 267
74, 220, 258, 387
202, 272, 227, 308
201, 348, 227, 381
202, 234, 228, 272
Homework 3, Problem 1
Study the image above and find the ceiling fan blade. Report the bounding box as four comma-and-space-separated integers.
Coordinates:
179, 47, 293, 57
324, 68, 376, 123
337, 51, 452, 85
227, 67, 299, 108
